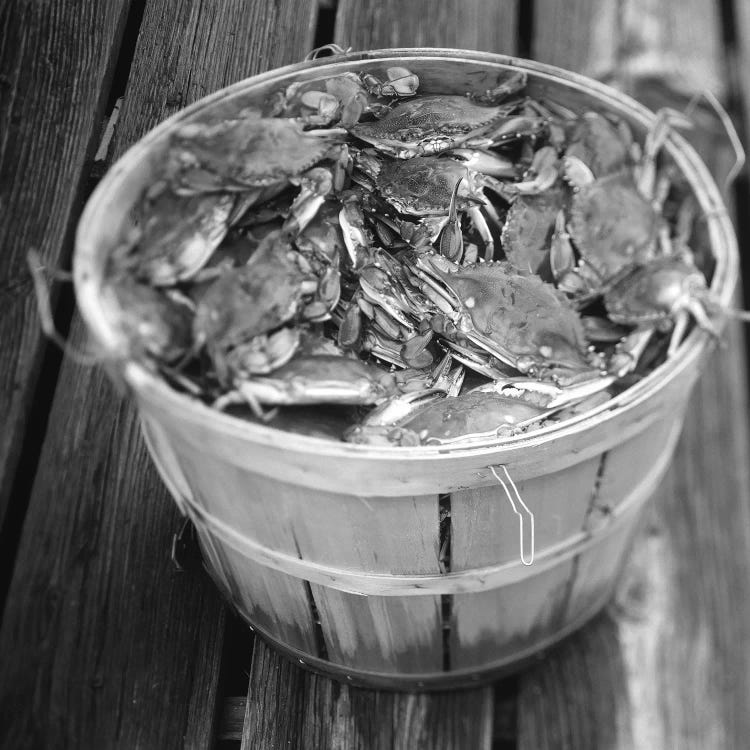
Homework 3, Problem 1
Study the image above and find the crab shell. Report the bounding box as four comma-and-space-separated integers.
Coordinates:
417, 258, 599, 379
350, 95, 517, 158
103, 277, 194, 363
604, 256, 710, 326
234, 354, 397, 406
165, 111, 344, 194
375, 156, 483, 215
119, 185, 237, 286
568, 171, 658, 281
193, 232, 319, 355
501, 184, 568, 274
564, 111, 632, 177
347, 387, 550, 446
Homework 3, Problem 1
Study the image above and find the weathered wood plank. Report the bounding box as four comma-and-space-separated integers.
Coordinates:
533, 0, 726, 98
0, 0, 131, 545
334, 0, 519, 53
242, 639, 493, 750
0, 1, 318, 747
518, 2, 750, 747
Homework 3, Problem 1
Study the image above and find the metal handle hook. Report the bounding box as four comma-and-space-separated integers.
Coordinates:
490, 465, 535, 566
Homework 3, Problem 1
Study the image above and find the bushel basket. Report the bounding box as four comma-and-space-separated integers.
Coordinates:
74, 49, 738, 688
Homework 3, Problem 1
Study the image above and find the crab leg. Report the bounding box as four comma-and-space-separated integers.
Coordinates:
492, 374, 617, 410
608, 327, 657, 377
466, 206, 495, 261
281, 167, 334, 236
636, 108, 692, 199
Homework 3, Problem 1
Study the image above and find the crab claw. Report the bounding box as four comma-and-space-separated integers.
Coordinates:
437, 177, 464, 262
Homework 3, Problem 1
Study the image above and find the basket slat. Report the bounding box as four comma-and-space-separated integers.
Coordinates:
448, 459, 601, 668
449, 563, 575, 670
177, 454, 318, 653
282, 490, 443, 673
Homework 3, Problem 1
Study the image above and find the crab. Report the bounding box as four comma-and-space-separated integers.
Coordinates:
601, 255, 723, 361
110, 181, 259, 287
355, 153, 515, 260
360, 66, 420, 99
192, 231, 340, 380
213, 333, 454, 418
345, 382, 558, 447
164, 109, 347, 195
404, 254, 606, 386
213, 352, 399, 416
336, 266, 434, 369
272, 67, 419, 128
563, 111, 634, 177
501, 183, 568, 275
553, 108, 693, 296
102, 276, 194, 364
272, 72, 376, 127
348, 72, 540, 159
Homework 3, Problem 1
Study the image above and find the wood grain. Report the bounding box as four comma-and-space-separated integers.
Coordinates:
518, 2, 750, 747
0, 0, 318, 747
334, 0, 519, 53
242, 638, 493, 750
450, 461, 599, 669
532, 0, 726, 98
0, 0, 131, 541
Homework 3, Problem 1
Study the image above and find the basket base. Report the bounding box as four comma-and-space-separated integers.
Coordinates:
234, 586, 616, 691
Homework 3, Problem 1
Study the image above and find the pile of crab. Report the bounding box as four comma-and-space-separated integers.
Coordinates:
107, 65, 723, 447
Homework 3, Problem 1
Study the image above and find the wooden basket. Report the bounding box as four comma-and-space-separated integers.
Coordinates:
74, 50, 738, 688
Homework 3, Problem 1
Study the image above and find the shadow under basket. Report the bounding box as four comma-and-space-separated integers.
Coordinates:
74, 49, 738, 689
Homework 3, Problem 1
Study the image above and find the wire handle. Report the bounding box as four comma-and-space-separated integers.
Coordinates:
684, 89, 746, 190
304, 44, 353, 61
490, 465, 535, 566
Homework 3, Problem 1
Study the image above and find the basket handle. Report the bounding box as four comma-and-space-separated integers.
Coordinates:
304, 44, 354, 61
489, 465, 535, 566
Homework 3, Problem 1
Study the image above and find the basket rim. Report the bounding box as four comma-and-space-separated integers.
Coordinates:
74, 48, 739, 459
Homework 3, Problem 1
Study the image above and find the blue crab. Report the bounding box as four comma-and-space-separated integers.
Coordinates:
554, 108, 693, 296
213, 352, 399, 415
165, 110, 347, 195
349, 72, 540, 159
100, 276, 194, 364
404, 254, 605, 386
355, 153, 514, 260
273, 67, 419, 128
112, 181, 260, 286
193, 231, 340, 380
345, 382, 558, 447
212, 336, 457, 419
